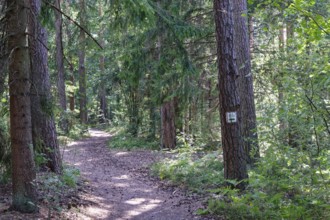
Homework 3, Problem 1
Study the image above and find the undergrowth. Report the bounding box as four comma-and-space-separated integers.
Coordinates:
107, 126, 159, 150
37, 166, 81, 213
152, 147, 224, 192
153, 144, 330, 219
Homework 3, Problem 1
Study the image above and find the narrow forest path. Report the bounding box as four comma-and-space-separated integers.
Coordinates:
62, 129, 210, 220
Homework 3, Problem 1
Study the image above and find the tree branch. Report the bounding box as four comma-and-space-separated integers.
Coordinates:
42, 0, 103, 49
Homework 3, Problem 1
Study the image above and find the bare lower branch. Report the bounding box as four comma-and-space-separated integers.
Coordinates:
42, 0, 103, 49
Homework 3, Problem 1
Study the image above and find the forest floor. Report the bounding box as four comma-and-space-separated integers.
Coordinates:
0, 129, 215, 220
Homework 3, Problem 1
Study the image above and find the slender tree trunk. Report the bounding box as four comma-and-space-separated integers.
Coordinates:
148, 105, 156, 139
55, 0, 68, 132
78, 0, 87, 123
214, 0, 248, 189
98, 5, 107, 123
69, 68, 75, 111
99, 55, 108, 123
64, 0, 75, 112
161, 99, 176, 149
98, 54, 107, 123
0, 34, 6, 96
234, 0, 259, 164
7, 0, 37, 212
278, 26, 288, 145
146, 74, 156, 139
29, 0, 62, 174
128, 86, 140, 137
286, 23, 299, 148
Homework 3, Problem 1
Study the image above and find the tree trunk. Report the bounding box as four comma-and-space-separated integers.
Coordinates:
55, 0, 68, 132
69, 70, 75, 111
98, 5, 107, 123
29, 0, 62, 174
161, 99, 176, 149
157, 0, 176, 149
214, 0, 248, 189
78, 0, 87, 123
278, 26, 288, 144
7, 0, 38, 212
234, 0, 259, 164
127, 86, 140, 137
98, 54, 107, 123
64, 0, 75, 112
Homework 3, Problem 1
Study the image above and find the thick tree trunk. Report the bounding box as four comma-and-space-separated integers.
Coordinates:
29, 0, 62, 174
234, 0, 259, 164
214, 0, 248, 189
78, 0, 87, 124
157, 0, 176, 148
161, 99, 176, 149
7, 0, 37, 212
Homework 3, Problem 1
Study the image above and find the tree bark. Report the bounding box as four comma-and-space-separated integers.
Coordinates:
234, 0, 259, 164
214, 0, 248, 189
161, 99, 176, 149
7, 0, 38, 212
157, 0, 177, 149
29, 0, 62, 174
78, 0, 87, 123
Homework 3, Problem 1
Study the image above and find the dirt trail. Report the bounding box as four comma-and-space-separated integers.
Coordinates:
62, 129, 208, 220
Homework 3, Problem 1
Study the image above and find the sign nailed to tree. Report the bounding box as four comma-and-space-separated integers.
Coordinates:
226, 112, 237, 123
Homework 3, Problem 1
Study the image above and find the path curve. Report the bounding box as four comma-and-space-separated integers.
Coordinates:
62, 129, 208, 220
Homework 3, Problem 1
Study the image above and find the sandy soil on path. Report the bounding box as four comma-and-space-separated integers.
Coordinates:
62, 129, 210, 220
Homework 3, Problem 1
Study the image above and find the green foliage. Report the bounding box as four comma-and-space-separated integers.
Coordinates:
152, 145, 224, 192
153, 132, 329, 219
34, 152, 49, 169
196, 145, 330, 220
37, 166, 81, 214
57, 110, 89, 141
61, 167, 80, 188
107, 126, 159, 150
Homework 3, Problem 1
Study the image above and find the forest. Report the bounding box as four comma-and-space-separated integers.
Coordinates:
0, 0, 329, 219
